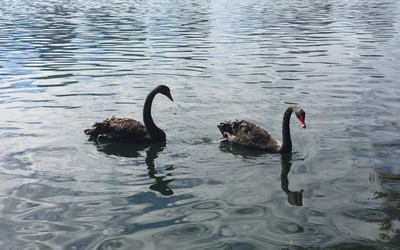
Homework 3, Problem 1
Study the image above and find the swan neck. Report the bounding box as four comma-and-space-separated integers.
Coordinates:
281, 107, 293, 153
143, 89, 165, 141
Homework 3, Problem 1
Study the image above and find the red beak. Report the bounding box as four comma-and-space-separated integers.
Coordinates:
166, 91, 174, 102
300, 115, 306, 129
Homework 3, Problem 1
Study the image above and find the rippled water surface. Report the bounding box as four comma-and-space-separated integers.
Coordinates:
1, 0, 400, 249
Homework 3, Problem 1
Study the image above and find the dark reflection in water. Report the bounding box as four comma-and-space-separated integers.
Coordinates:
219, 141, 303, 206
96, 141, 174, 196
280, 153, 303, 206
372, 171, 400, 244
145, 143, 174, 196
95, 140, 147, 158
218, 141, 265, 158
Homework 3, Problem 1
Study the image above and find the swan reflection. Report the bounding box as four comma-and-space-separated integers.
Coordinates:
145, 142, 174, 196
219, 142, 303, 206
95, 140, 146, 157
94, 141, 174, 196
281, 153, 303, 206
218, 140, 265, 158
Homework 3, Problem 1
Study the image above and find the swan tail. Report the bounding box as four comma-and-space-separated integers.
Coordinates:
218, 120, 243, 135
218, 121, 242, 141
84, 118, 113, 137
217, 122, 233, 137
84, 128, 94, 135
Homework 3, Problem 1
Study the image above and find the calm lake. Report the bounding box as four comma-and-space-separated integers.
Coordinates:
1, 0, 400, 249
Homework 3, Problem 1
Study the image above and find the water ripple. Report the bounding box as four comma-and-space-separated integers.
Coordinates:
152, 223, 214, 249
96, 237, 143, 250
1, 0, 400, 248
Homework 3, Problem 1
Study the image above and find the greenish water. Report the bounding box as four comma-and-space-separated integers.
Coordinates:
1, 0, 400, 249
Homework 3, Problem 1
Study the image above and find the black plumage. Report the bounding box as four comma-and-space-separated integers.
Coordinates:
84, 85, 173, 143
218, 105, 306, 153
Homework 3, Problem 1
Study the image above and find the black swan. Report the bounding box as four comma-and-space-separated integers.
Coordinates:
218, 105, 306, 153
84, 85, 173, 143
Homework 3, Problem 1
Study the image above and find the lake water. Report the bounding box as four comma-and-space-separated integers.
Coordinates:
1, 0, 400, 249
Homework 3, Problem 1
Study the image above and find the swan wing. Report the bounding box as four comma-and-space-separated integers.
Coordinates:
219, 120, 281, 151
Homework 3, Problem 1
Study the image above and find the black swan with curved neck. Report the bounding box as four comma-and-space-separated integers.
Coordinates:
218, 105, 306, 153
84, 85, 173, 143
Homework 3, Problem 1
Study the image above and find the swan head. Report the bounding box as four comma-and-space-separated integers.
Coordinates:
293, 106, 306, 129
157, 85, 174, 102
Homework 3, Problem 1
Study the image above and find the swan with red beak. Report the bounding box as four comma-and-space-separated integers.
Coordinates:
218, 105, 306, 153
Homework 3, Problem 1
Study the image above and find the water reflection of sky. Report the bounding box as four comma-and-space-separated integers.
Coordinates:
1, 0, 400, 249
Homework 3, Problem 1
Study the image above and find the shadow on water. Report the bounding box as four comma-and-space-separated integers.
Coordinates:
219, 141, 303, 206
218, 140, 266, 158
96, 140, 147, 158
280, 153, 303, 206
94, 140, 174, 196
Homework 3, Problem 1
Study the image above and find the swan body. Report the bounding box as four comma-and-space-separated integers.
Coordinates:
84, 117, 150, 143
218, 105, 306, 153
84, 85, 173, 143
